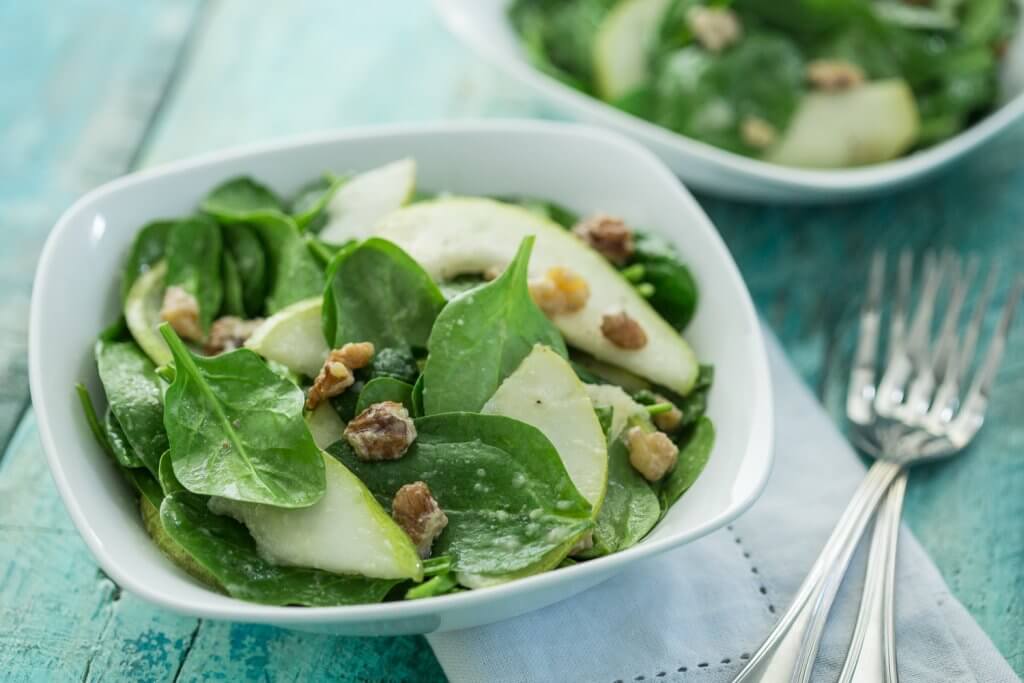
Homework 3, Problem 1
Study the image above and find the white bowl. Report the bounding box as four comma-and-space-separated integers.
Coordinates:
29, 121, 773, 635
434, 0, 1024, 203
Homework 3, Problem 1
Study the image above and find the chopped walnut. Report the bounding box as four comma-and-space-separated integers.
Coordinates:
627, 427, 679, 482
806, 60, 865, 92
204, 316, 264, 354
305, 342, 375, 410
392, 481, 448, 559
529, 266, 590, 316
651, 394, 684, 432
601, 311, 648, 350
344, 401, 417, 461
572, 214, 635, 266
740, 116, 779, 150
687, 6, 742, 54
160, 286, 203, 342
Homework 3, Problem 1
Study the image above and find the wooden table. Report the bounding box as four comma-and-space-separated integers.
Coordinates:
2, 2, 1021, 680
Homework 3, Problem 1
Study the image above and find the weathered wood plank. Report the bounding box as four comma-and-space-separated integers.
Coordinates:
0, 0, 200, 453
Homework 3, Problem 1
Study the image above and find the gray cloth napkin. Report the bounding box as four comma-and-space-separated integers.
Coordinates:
426, 330, 1019, 683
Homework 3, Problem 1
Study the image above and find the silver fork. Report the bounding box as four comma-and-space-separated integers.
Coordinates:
732, 250, 1022, 683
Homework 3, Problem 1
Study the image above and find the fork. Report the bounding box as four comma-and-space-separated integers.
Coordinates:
732, 250, 1022, 683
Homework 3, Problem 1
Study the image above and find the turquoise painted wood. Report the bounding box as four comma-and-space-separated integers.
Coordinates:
0, 1, 1021, 681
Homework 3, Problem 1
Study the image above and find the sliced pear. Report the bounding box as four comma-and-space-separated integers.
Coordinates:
482, 344, 608, 512
209, 452, 422, 581
374, 198, 699, 394
768, 79, 920, 168
125, 260, 172, 367
319, 158, 416, 243
141, 495, 220, 589
306, 403, 346, 450
593, 0, 671, 101
584, 383, 649, 438
244, 297, 327, 378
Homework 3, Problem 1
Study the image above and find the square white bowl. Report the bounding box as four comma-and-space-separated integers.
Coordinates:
29, 121, 772, 635
434, 0, 1024, 203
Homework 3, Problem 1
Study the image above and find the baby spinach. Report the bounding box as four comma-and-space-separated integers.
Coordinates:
104, 408, 143, 469
367, 346, 419, 385
579, 438, 660, 558
95, 339, 169, 476
422, 237, 567, 414
332, 412, 592, 581
160, 491, 399, 606
220, 251, 246, 317
202, 177, 284, 217
221, 223, 267, 317
630, 233, 699, 331
159, 324, 325, 508
658, 416, 714, 513
322, 238, 445, 350
405, 572, 459, 600
121, 220, 173, 303
290, 173, 347, 232
158, 450, 185, 495
355, 377, 415, 415
164, 215, 223, 334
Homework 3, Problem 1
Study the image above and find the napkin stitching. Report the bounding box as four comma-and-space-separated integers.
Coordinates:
726, 524, 777, 615
609, 653, 752, 682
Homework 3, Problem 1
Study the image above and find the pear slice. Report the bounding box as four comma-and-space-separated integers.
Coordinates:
306, 403, 346, 450
593, 0, 671, 101
244, 297, 328, 378
124, 260, 172, 367
209, 452, 422, 581
584, 383, 649, 438
768, 79, 920, 168
319, 158, 416, 243
483, 344, 608, 513
374, 198, 699, 394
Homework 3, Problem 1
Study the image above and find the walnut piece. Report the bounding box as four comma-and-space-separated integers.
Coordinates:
344, 401, 417, 461
160, 286, 203, 342
601, 311, 648, 350
687, 7, 742, 54
627, 427, 679, 482
204, 316, 264, 354
572, 214, 635, 266
652, 395, 684, 432
740, 116, 778, 150
392, 481, 448, 559
529, 266, 590, 316
806, 60, 865, 92
305, 342, 375, 410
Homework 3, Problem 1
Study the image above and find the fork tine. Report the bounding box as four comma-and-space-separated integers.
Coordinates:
947, 275, 1023, 448
958, 260, 1000, 381
875, 250, 915, 416
847, 250, 886, 425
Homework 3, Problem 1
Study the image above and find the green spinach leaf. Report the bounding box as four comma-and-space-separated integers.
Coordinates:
158, 450, 185, 495
160, 491, 399, 606
95, 339, 168, 476
105, 407, 144, 469
121, 220, 173, 303
355, 377, 415, 415
405, 572, 459, 600
221, 223, 268, 317
220, 251, 246, 317
658, 416, 714, 512
332, 412, 592, 580
422, 237, 567, 414
159, 324, 325, 507
322, 238, 445, 350
630, 233, 699, 331
202, 177, 284, 217
290, 174, 347, 232
164, 215, 223, 334
368, 346, 419, 384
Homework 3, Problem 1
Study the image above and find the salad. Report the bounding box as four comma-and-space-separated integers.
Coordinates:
509, 0, 1018, 168
77, 158, 714, 606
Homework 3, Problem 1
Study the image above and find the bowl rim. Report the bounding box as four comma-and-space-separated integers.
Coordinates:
29, 119, 774, 625
432, 0, 1024, 192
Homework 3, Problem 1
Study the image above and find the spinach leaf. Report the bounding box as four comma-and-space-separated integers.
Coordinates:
356, 377, 415, 415
105, 408, 144, 469
121, 220, 173, 303
164, 215, 223, 334
630, 233, 699, 331
160, 492, 399, 606
368, 346, 419, 384
159, 324, 325, 508
290, 174, 347, 232
307, 236, 351, 268
322, 238, 446, 350
95, 339, 168, 476
580, 437, 660, 558
220, 251, 246, 317
658, 416, 715, 512
411, 374, 425, 417
202, 177, 284, 217
140, 493, 221, 589
158, 450, 184, 495
422, 237, 568, 415
221, 223, 268, 317
405, 572, 459, 600
332, 412, 592, 580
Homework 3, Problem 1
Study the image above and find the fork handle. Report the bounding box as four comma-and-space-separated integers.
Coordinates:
838, 470, 908, 683
733, 460, 902, 683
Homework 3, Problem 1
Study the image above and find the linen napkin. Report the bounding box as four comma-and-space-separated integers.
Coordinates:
426, 329, 1018, 683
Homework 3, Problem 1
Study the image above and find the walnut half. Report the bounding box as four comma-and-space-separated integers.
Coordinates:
601, 311, 648, 350
305, 342, 375, 410
627, 427, 679, 482
572, 214, 635, 266
686, 6, 742, 54
392, 481, 448, 559
204, 316, 263, 354
160, 286, 203, 342
529, 266, 590, 316
806, 59, 865, 92
344, 401, 417, 461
